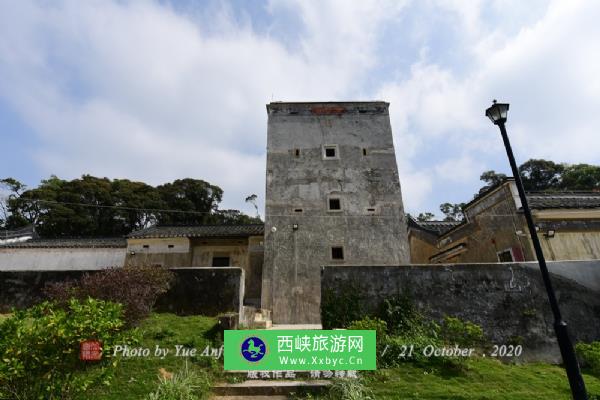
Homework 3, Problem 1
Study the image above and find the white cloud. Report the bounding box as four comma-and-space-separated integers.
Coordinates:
2, 0, 600, 220
0, 0, 404, 215
434, 155, 485, 184
377, 0, 600, 214
398, 167, 433, 215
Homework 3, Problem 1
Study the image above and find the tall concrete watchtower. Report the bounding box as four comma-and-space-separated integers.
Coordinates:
262, 102, 410, 324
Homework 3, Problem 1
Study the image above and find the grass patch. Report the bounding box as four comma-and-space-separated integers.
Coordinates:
365, 358, 600, 400
66, 313, 600, 400
74, 313, 221, 400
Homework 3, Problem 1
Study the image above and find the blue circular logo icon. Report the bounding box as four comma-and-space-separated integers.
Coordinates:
241, 336, 266, 362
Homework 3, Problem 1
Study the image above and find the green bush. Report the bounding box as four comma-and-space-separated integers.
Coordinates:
376, 294, 427, 336
321, 282, 365, 329
576, 341, 600, 377
146, 364, 210, 400
379, 332, 442, 367
347, 316, 387, 362
440, 316, 485, 348
347, 316, 387, 341
44, 265, 174, 326
327, 377, 374, 400
0, 298, 137, 399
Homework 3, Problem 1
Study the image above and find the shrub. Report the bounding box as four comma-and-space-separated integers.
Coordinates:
327, 378, 374, 400
376, 294, 426, 336
576, 341, 600, 377
347, 316, 388, 359
0, 298, 137, 399
146, 363, 211, 400
45, 265, 174, 326
379, 331, 442, 367
321, 282, 365, 329
440, 316, 485, 348
347, 316, 387, 340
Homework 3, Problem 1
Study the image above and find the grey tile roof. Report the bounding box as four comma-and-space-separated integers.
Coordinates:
128, 224, 265, 239
527, 192, 600, 210
0, 237, 127, 248
408, 218, 462, 236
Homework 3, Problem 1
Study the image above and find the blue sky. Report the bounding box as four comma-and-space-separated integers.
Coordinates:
1, 0, 599, 218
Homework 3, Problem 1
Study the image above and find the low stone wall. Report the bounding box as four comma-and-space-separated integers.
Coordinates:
533, 260, 600, 292
154, 268, 244, 317
321, 262, 600, 362
0, 270, 87, 310
0, 267, 244, 317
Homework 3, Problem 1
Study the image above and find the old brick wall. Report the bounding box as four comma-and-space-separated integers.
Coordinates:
321, 263, 600, 362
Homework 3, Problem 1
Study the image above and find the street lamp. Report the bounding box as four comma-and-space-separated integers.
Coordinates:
486, 100, 588, 400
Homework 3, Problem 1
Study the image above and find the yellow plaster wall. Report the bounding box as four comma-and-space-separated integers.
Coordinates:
540, 231, 600, 261
409, 232, 438, 264
190, 238, 249, 268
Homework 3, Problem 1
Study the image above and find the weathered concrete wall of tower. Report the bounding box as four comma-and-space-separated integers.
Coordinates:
262, 102, 410, 324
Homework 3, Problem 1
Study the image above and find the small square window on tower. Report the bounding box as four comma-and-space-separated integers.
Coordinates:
322, 144, 339, 159
328, 197, 341, 211
331, 246, 344, 260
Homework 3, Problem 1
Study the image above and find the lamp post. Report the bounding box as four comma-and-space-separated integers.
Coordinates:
485, 100, 588, 400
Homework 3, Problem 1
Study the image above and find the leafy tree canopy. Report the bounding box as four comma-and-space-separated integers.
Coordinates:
477, 159, 600, 193
416, 212, 435, 222
1, 175, 261, 237
412, 158, 600, 223
439, 202, 466, 222
518, 159, 564, 191
561, 163, 600, 190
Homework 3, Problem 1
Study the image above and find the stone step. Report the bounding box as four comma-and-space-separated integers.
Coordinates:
212, 380, 330, 396
225, 370, 313, 377
253, 319, 273, 328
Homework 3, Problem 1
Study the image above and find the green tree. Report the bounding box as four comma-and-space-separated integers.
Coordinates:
439, 202, 465, 222
416, 212, 435, 222
156, 178, 223, 225
478, 170, 507, 192
111, 179, 166, 231
561, 163, 600, 190
0, 178, 26, 228
5, 175, 259, 237
518, 159, 564, 191
245, 194, 261, 219
211, 209, 262, 225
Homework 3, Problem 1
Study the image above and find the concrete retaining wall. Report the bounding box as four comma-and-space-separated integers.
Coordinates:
0, 248, 126, 271
321, 262, 600, 362
532, 260, 600, 292
0, 267, 244, 317
154, 267, 244, 317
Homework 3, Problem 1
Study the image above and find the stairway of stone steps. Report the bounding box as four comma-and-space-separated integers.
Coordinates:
211, 371, 330, 399
212, 379, 330, 397
212, 323, 331, 398
253, 308, 272, 328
